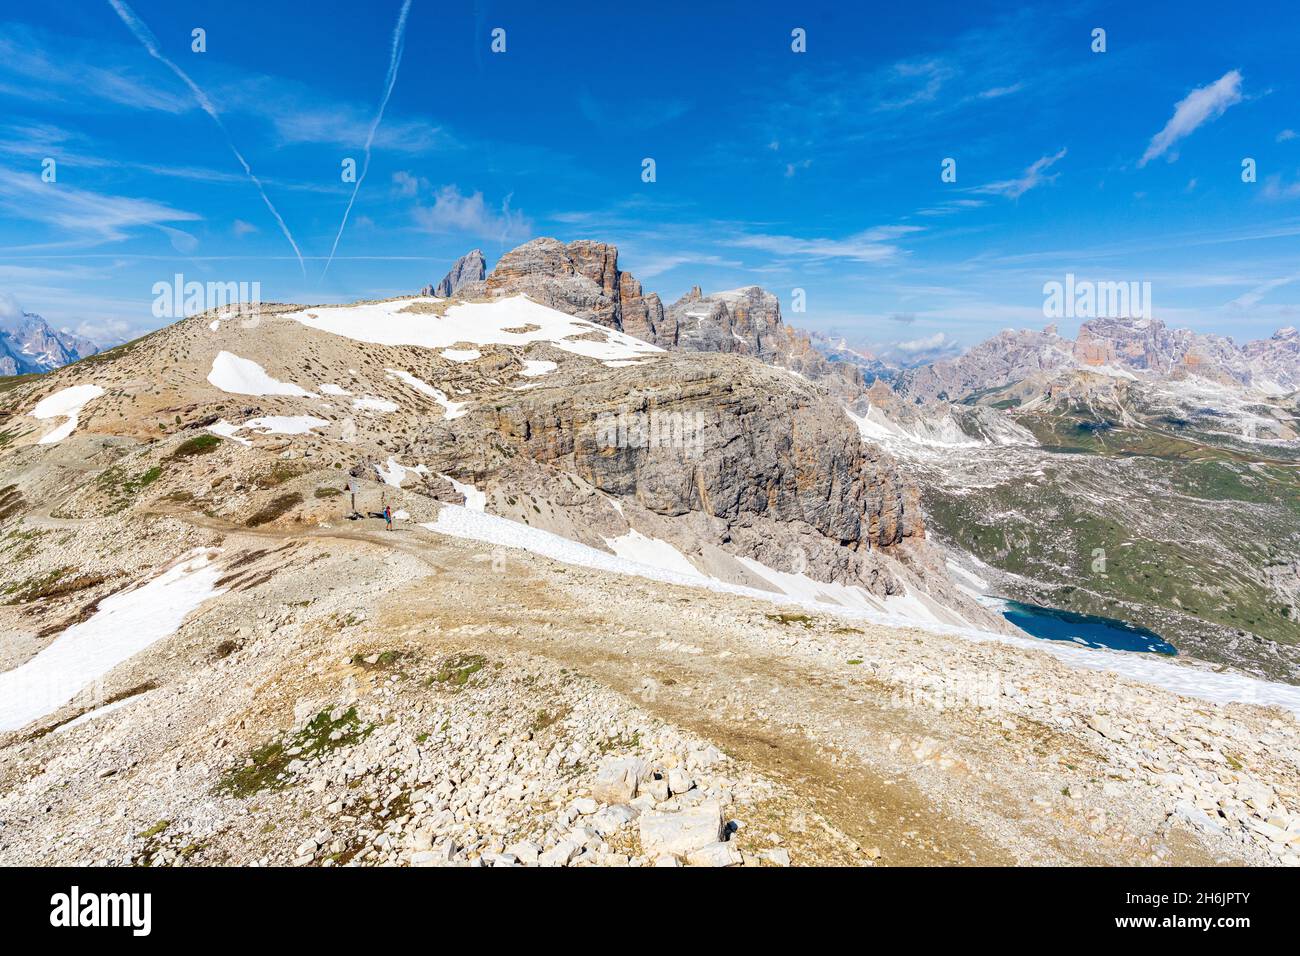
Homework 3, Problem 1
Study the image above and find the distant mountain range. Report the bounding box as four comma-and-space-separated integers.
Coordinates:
896, 318, 1300, 403
0, 312, 99, 376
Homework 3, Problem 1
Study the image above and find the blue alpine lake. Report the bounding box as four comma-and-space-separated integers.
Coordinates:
1000, 600, 1177, 655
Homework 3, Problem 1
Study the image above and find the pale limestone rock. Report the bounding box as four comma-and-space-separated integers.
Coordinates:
639, 800, 723, 856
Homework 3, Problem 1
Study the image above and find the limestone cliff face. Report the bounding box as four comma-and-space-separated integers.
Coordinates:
487, 355, 922, 578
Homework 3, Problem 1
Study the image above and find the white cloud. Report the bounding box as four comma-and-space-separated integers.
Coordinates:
412, 186, 531, 243
626, 252, 741, 279
972, 148, 1067, 199
0, 291, 23, 322
893, 332, 950, 355
726, 225, 923, 263
0, 25, 191, 114
232, 219, 259, 237
0, 169, 200, 248
1225, 273, 1300, 310
108, 0, 305, 275
1261, 174, 1300, 201
1278, 129, 1298, 143
391, 170, 422, 197
1139, 70, 1243, 167
877, 59, 954, 111
977, 83, 1024, 99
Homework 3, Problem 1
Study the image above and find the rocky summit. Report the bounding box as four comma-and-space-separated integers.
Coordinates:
0, 311, 99, 377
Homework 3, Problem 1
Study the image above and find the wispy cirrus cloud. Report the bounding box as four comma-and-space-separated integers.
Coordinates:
0, 24, 190, 113
0, 121, 339, 193
1225, 273, 1300, 310
0, 169, 200, 249
108, 0, 306, 275
977, 83, 1024, 99
875, 59, 954, 111
971, 148, 1067, 199
412, 185, 531, 244
624, 252, 742, 279
1138, 69, 1243, 167
577, 90, 691, 129
1261, 173, 1300, 201
724, 225, 923, 263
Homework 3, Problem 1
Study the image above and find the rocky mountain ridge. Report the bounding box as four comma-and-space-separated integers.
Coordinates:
0, 312, 99, 376
898, 318, 1300, 404
446, 238, 862, 396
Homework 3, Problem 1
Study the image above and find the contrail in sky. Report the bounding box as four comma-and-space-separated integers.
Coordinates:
107, 0, 307, 276
322, 0, 413, 279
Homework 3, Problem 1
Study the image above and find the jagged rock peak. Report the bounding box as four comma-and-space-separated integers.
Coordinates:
0, 311, 99, 376
421, 249, 486, 298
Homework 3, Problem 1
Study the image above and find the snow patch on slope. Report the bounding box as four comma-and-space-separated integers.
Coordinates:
440, 475, 485, 511
353, 396, 399, 413
208, 352, 313, 398
520, 360, 557, 377
0, 550, 225, 732
30, 384, 105, 444
605, 530, 702, 578
386, 368, 468, 419
375, 458, 430, 488
209, 416, 329, 444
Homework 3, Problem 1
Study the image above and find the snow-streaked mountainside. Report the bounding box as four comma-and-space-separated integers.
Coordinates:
0, 311, 99, 377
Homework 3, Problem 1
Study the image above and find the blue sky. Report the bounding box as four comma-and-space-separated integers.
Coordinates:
1, 0, 1298, 361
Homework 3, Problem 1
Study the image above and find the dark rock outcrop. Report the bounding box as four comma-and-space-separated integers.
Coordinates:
422, 249, 486, 298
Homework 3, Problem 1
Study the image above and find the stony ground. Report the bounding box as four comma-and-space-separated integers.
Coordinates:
1, 503, 1298, 867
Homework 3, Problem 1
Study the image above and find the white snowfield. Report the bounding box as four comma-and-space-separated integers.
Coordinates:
209, 416, 329, 445
519, 360, 558, 377
441, 475, 486, 511
605, 529, 706, 578
208, 351, 314, 398
425, 504, 1300, 717
847, 407, 1035, 452
285, 296, 663, 362
0, 550, 226, 733
30, 384, 105, 445
386, 368, 468, 419
441, 348, 481, 363
352, 396, 399, 414
375, 457, 430, 488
